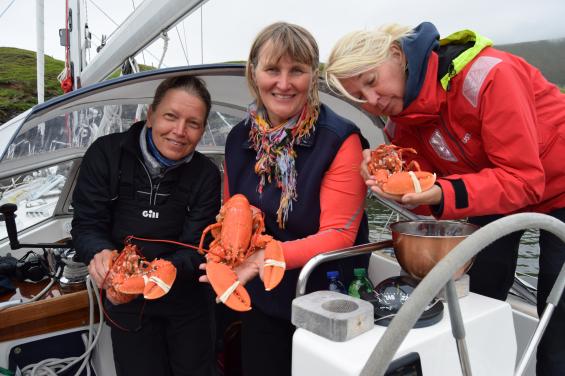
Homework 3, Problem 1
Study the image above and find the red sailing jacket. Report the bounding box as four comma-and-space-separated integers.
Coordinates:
387, 45, 565, 219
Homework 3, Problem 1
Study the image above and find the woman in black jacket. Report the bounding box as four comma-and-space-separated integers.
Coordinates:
71, 76, 221, 376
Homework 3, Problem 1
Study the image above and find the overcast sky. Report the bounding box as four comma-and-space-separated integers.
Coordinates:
1, 0, 565, 68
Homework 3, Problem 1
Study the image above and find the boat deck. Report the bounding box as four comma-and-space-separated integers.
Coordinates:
0, 279, 94, 342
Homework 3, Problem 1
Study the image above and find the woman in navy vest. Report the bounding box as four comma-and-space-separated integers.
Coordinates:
72, 76, 221, 376
209, 22, 370, 376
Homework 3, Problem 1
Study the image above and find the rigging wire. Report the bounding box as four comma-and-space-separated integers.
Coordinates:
87, 0, 166, 68
130, 0, 146, 65
181, 20, 188, 57
87, 29, 166, 69
181, 19, 189, 63
157, 32, 169, 69
200, 4, 204, 64
175, 26, 190, 65
88, 0, 119, 27
0, 0, 16, 21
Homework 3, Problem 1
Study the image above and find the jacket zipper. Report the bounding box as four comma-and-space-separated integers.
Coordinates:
437, 116, 480, 171
137, 157, 156, 205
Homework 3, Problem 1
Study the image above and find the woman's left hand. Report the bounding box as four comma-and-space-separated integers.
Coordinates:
198, 249, 265, 286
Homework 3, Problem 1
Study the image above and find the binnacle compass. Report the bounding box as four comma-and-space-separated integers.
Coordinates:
367, 275, 444, 328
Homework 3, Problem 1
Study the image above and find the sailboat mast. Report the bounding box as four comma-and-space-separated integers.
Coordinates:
66, 0, 83, 89
80, 0, 207, 87
35, 0, 44, 104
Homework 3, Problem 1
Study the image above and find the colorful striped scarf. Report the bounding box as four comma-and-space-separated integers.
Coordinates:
248, 103, 319, 228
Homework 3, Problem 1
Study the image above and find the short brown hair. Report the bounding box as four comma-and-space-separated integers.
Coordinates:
151, 76, 212, 124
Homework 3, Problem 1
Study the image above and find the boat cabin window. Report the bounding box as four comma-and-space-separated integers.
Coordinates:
0, 101, 244, 240
0, 161, 74, 240
3, 103, 244, 163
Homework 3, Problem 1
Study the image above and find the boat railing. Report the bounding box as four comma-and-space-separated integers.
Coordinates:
295, 240, 393, 298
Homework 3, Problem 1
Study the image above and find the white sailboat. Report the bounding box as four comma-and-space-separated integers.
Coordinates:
0, 1, 563, 375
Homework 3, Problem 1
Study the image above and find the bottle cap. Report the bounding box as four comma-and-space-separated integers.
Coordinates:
327, 270, 340, 279
353, 268, 367, 277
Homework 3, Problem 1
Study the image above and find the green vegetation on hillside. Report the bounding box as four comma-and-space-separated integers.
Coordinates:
497, 38, 565, 86
0, 47, 65, 123
0, 47, 156, 124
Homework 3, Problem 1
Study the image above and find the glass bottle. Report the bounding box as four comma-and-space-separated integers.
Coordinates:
348, 268, 374, 299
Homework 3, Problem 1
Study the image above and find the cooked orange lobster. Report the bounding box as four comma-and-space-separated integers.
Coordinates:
198, 194, 285, 312
106, 243, 177, 304
368, 144, 436, 195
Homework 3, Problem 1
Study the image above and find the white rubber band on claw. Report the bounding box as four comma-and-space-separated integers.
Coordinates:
149, 276, 171, 293
408, 171, 422, 193
264, 259, 286, 269
217, 280, 240, 303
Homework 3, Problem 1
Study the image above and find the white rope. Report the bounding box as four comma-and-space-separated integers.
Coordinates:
57, 68, 68, 84
21, 277, 105, 376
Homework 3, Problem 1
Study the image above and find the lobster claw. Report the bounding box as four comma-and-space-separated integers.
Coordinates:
262, 240, 285, 291
381, 171, 436, 195
206, 260, 251, 312
142, 259, 177, 299
116, 259, 177, 300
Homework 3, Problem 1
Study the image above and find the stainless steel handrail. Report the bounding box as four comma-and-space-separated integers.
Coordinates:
295, 240, 393, 298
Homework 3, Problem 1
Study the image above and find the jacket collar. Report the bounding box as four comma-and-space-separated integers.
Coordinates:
391, 52, 444, 126
392, 29, 492, 127
439, 29, 493, 90
121, 121, 145, 155
401, 22, 440, 109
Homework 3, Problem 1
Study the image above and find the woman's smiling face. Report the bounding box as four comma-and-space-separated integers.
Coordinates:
252, 43, 314, 125
146, 88, 206, 160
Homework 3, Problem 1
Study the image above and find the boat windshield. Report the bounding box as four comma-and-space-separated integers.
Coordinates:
2, 103, 243, 162
0, 102, 243, 240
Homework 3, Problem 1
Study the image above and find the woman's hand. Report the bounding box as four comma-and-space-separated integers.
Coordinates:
360, 149, 372, 181
198, 249, 265, 286
400, 185, 442, 206
88, 249, 115, 289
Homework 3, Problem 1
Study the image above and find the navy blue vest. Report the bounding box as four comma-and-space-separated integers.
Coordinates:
225, 104, 369, 319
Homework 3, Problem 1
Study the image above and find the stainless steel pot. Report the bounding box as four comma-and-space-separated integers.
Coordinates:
389, 220, 479, 279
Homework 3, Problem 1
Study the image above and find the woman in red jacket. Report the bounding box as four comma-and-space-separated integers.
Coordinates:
325, 22, 565, 375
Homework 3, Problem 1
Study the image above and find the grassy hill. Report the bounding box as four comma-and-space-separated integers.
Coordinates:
1, 41, 564, 124
497, 38, 565, 86
0, 47, 65, 123
0, 47, 156, 124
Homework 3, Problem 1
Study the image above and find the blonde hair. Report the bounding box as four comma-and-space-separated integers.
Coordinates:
325, 24, 412, 102
246, 22, 320, 109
